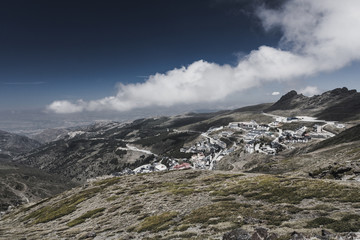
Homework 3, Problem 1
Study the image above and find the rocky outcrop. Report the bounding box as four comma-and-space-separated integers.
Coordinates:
223, 228, 278, 240
265, 90, 307, 111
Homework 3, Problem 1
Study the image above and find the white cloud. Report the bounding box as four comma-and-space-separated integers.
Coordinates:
48, 100, 85, 114
299, 86, 320, 97
272, 92, 280, 96
48, 0, 360, 113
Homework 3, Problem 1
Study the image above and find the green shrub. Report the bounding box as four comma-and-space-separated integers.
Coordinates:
329, 214, 360, 232
306, 217, 336, 228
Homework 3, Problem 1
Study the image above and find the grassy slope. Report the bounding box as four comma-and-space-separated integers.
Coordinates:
2, 170, 360, 239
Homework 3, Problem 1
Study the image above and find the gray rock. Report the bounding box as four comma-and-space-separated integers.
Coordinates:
251, 227, 268, 240
223, 228, 251, 240
251, 227, 278, 240
291, 231, 306, 240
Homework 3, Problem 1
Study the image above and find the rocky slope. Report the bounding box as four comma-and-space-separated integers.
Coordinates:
1, 170, 360, 239
265, 87, 360, 121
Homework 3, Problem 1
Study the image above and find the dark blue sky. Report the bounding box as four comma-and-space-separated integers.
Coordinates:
1, 0, 359, 113
0, 0, 282, 110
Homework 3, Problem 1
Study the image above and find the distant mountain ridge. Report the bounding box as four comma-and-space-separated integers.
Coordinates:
12, 87, 360, 183
265, 87, 360, 121
28, 128, 73, 144
0, 130, 41, 158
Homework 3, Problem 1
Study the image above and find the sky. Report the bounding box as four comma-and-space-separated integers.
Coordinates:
1, 0, 360, 119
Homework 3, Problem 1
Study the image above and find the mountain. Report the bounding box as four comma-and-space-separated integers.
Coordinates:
0, 130, 41, 158
12, 87, 359, 183
265, 90, 308, 111
265, 87, 360, 121
28, 128, 73, 144
2, 87, 360, 238
1, 170, 359, 239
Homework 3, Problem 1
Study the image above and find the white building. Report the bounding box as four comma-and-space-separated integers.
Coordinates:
133, 164, 152, 174
154, 163, 167, 171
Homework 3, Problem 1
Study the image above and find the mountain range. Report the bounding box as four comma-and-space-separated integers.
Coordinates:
1, 87, 360, 239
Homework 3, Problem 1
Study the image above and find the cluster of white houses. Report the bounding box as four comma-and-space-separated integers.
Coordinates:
108, 117, 343, 175
183, 118, 339, 165
111, 157, 194, 176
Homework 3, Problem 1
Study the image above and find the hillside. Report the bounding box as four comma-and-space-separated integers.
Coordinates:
1, 170, 360, 239
310, 124, 360, 152
0, 160, 76, 212
0, 130, 76, 213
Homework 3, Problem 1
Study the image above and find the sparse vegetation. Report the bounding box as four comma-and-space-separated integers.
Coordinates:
67, 207, 105, 227
210, 175, 360, 204
4, 169, 360, 239
23, 187, 101, 223
122, 205, 143, 215
306, 217, 336, 228
306, 214, 360, 232
94, 177, 121, 187
133, 211, 178, 232
184, 201, 249, 225
106, 195, 118, 202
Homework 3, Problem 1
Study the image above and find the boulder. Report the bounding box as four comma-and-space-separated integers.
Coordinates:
223, 228, 251, 240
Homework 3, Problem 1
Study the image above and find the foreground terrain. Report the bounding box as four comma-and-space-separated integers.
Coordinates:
1, 170, 360, 239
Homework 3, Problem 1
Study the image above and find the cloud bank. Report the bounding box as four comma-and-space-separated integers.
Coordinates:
48, 0, 360, 113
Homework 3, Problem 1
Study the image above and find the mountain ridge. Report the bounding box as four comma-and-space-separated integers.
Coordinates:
0, 130, 41, 158
265, 87, 360, 121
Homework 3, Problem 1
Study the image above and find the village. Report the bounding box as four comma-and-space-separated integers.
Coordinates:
89, 114, 345, 180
